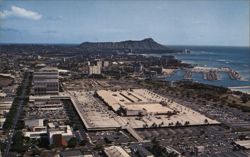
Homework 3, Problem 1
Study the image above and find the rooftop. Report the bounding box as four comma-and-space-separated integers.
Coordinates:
104, 146, 130, 157
235, 140, 250, 149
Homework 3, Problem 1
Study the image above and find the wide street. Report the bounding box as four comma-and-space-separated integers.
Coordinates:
3, 72, 31, 157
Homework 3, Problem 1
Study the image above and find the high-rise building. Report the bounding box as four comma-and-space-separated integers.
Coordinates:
88, 65, 101, 75
96, 60, 102, 68
103, 61, 109, 67
33, 67, 59, 95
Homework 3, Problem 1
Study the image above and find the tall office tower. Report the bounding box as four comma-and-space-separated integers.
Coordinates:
33, 67, 59, 95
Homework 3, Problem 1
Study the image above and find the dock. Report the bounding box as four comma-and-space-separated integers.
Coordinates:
204, 70, 218, 80
228, 69, 241, 80
184, 70, 192, 80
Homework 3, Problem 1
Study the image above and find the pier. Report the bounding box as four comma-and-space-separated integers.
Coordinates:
204, 70, 218, 80
228, 69, 241, 80
184, 70, 192, 80
203, 70, 218, 80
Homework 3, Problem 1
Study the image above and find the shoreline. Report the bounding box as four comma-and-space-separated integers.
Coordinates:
154, 76, 250, 95
229, 86, 250, 94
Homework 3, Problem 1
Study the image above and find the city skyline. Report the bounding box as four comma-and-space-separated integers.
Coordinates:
0, 0, 249, 46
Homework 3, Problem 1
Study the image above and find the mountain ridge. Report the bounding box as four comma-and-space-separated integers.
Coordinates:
79, 38, 180, 53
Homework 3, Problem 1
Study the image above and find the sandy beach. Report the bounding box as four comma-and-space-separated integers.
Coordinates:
162, 68, 176, 76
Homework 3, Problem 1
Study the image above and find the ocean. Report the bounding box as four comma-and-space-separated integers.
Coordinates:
148, 46, 250, 93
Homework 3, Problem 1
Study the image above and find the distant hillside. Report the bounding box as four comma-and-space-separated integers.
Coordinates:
79, 38, 180, 53
0, 38, 182, 55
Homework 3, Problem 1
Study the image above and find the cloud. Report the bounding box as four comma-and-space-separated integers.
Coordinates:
0, 5, 42, 20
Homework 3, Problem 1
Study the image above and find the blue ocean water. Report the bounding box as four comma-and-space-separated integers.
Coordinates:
155, 46, 250, 92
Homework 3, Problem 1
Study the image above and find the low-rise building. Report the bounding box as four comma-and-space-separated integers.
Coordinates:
104, 146, 130, 157
194, 146, 205, 155
24, 126, 47, 139
0, 98, 13, 129
0, 73, 15, 87
130, 145, 154, 157
25, 119, 44, 128
48, 125, 73, 146
234, 140, 250, 149
60, 150, 84, 157
149, 66, 163, 74
24, 119, 47, 139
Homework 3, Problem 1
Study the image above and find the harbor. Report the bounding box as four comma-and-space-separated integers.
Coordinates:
183, 67, 242, 81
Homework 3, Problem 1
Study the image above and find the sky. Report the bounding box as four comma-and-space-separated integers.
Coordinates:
0, 0, 249, 46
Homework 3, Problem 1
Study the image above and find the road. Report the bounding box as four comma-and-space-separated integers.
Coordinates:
3, 72, 31, 157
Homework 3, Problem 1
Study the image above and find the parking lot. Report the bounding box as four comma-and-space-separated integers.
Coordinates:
87, 130, 136, 145
137, 125, 243, 156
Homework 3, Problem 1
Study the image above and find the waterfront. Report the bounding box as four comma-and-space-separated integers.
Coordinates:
143, 46, 250, 93
152, 46, 250, 93
173, 46, 249, 79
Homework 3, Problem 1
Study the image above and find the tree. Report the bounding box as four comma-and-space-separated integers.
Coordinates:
11, 132, 30, 153
43, 119, 49, 126
16, 120, 25, 130
94, 144, 103, 151
79, 140, 86, 146
38, 137, 49, 149
204, 119, 208, 124
104, 137, 112, 144
175, 121, 181, 126
67, 137, 77, 148
184, 121, 190, 125
241, 96, 248, 103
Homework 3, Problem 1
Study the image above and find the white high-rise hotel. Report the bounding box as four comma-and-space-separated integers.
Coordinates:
33, 67, 59, 95
88, 60, 102, 75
